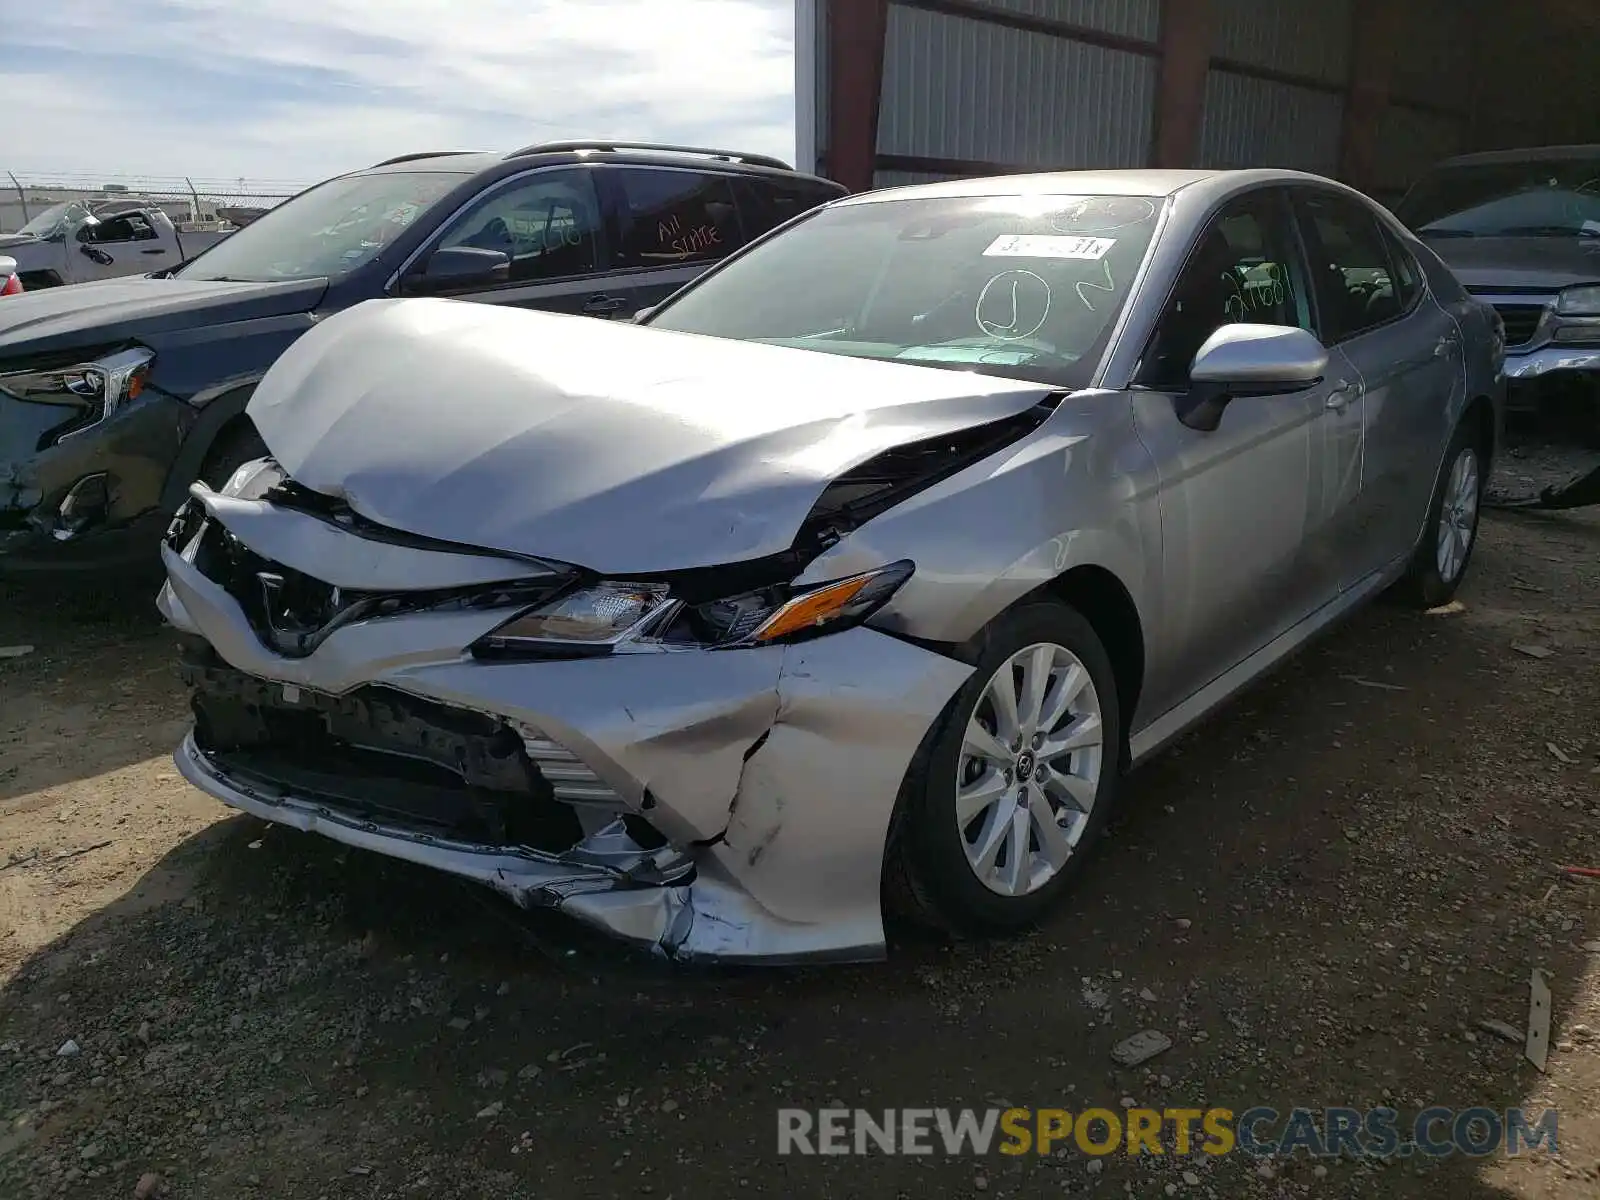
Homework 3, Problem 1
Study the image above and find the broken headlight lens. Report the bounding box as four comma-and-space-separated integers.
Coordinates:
475, 561, 915, 656
217, 457, 285, 500
1556, 285, 1600, 316
0, 346, 154, 442
477, 582, 674, 653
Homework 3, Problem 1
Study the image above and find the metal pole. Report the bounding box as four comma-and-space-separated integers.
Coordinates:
185, 176, 201, 223
7, 172, 28, 227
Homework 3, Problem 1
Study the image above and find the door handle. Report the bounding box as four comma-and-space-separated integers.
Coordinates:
140, 248, 168, 255
582, 294, 628, 316
1325, 381, 1362, 412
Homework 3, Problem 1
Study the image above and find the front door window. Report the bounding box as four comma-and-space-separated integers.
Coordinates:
434, 169, 604, 284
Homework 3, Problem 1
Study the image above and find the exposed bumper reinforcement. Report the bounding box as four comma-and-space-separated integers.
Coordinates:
176, 732, 878, 964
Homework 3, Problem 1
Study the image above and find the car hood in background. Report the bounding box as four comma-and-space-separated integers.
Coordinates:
0, 276, 329, 358
248, 298, 1058, 574
0, 234, 41, 252
1423, 235, 1600, 292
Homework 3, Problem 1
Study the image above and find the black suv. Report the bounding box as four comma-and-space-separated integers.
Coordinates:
0, 141, 846, 575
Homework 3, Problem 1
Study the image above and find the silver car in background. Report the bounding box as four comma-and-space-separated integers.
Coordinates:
159, 169, 1504, 963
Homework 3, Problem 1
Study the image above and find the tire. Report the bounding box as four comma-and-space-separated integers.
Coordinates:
885, 601, 1122, 937
1393, 419, 1485, 609
197, 422, 268, 491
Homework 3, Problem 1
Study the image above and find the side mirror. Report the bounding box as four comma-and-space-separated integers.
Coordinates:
1177, 324, 1329, 432
632, 306, 657, 324
403, 246, 511, 294
0, 256, 15, 278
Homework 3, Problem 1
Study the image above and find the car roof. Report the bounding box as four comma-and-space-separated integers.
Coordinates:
1431, 144, 1600, 169
836, 167, 1345, 206
359, 146, 844, 191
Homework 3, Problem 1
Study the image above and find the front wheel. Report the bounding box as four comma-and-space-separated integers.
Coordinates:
886, 602, 1122, 936
1393, 422, 1484, 609
197, 422, 268, 491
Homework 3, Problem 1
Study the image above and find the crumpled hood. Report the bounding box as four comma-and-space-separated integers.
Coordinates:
1425, 235, 1600, 292
248, 298, 1056, 574
0, 233, 40, 252
0, 275, 327, 358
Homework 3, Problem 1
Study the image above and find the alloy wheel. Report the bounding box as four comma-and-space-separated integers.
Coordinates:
1436, 446, 1480, 584
955, 642, 1105, 897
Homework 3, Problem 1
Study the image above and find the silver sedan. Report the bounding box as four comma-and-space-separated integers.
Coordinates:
159, 168, 1505, 963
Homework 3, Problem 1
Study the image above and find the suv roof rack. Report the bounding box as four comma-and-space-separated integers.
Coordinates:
370, 150, 477, 168
506, 140, 794, 172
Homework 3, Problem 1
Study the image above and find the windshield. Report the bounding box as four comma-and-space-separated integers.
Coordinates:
1397, 157, 1600, 239
646, 193, 1163, 389
18, 201, 91, 239
174, 171, 466, 282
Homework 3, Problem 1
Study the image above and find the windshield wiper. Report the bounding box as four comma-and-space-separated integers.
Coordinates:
1417, 228, 1477, 239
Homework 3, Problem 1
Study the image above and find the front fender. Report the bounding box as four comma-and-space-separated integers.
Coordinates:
795, 393, 1161, 648
158, 384, 255, 510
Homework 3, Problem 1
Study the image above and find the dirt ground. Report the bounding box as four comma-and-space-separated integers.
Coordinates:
1, 461, 1598, 1199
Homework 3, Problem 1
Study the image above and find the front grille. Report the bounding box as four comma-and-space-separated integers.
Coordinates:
182, 641, 586, 852
167, 498, 568, 659
1465, 290, 1553, 350
1490, 304, 1546, 349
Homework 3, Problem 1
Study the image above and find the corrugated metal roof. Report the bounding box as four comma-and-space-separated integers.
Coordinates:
1197, 70, 1344, 176
878, 4, 1157, 168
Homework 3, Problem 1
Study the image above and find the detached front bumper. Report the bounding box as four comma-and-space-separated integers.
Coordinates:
160, 540, 972, 964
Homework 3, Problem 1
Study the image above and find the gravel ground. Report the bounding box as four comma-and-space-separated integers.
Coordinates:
1, 458, 1597, 1200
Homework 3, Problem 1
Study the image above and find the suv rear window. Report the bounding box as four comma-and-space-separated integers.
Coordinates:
735, 178, 841, 237
610, 168, 741, 269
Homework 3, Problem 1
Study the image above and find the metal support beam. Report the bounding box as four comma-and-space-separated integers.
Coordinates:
826, 0, 892, 192
1338, 0, 1404, 191
1152, 0, 1215, 168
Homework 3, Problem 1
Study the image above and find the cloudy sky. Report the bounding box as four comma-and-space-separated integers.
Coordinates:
1, 0, 799, 194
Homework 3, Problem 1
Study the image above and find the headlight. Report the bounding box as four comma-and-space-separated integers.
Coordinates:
0, 346, 154, 441
475, 561, 914, 657
218, 457, 285, 499
1556, 285, 1600, 316
478, 581, 674, 652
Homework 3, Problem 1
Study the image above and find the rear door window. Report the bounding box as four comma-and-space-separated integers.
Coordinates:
1294, 190, 1404, 342
734, 178, 841, 239
608, 168, 742, 269
1383, 228, 1424, 312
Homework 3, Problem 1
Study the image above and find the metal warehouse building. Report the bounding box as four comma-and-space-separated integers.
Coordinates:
795, 0, 1600, 204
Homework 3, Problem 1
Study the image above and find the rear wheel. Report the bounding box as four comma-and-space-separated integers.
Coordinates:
1393, 420, 1484, 609
886, 602, 1122, 936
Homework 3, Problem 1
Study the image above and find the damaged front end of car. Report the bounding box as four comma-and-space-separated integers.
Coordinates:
157, 299, 1071, 962
159, 437, 1060, 964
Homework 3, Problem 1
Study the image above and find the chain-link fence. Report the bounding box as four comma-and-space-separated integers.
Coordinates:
0, 171, 311, 233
